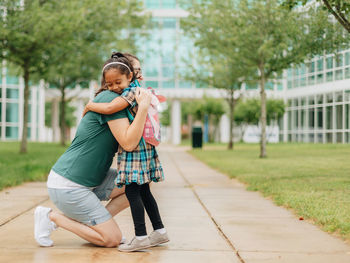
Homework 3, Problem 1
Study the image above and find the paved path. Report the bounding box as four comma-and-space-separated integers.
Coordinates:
0, 145, 350, 263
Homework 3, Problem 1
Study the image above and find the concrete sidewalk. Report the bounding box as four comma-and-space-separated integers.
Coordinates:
0, 145, 350, 263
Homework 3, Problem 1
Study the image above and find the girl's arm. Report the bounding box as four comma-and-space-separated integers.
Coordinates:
108, 88, 151, 151
85, 97, 129, 115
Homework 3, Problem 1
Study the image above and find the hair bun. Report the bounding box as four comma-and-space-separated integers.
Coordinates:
111, 52, 125, 59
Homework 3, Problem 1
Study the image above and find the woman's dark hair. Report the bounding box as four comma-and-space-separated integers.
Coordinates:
95, 52, 136, 97
123, 52, 140, 64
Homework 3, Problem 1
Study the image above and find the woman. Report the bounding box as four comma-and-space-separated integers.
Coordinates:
34, 54, 151, 247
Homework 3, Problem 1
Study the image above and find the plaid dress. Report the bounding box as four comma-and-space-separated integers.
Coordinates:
115, 81, 164, 188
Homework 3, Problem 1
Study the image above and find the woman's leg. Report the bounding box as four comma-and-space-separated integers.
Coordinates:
49, 211, 122, 247
140, 183, 164, 230
125, 183, 147, 236
105, 186, 129, 217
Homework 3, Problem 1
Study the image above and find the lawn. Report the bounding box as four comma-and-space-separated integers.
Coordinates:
189, 143, 350, 241
0, 142, 67, 191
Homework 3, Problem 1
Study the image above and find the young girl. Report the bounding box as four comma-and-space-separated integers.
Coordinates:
85, 52, 169, 252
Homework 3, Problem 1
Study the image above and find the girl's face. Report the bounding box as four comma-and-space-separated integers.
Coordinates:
105, 68, 132, 94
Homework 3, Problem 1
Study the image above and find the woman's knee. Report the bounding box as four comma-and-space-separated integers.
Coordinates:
92, 219, 122, 247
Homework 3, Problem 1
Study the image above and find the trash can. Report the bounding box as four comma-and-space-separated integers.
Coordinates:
192, 127, 203, 148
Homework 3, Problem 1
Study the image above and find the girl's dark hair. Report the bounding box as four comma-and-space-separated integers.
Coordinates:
95, 52, 136, 97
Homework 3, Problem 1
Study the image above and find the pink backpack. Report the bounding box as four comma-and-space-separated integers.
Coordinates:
142, 88, 166, 146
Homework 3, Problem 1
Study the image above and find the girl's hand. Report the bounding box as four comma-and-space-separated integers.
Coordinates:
135, 87, 151, 109
82, 100, 92, 117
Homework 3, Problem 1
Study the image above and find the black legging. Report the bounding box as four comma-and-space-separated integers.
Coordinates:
125, 183, 164, 236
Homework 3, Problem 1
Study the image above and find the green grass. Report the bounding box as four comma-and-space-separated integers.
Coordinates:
189, 143, 350, 241
0, 142, 67, 191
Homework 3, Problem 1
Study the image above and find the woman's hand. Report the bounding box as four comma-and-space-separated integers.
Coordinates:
82, 100, 92, 117
135, 87, 152, 109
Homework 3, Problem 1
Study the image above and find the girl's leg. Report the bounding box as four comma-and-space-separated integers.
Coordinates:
125, 183, 147, 236
140, 183, 164, 230
49, 211, 122, 247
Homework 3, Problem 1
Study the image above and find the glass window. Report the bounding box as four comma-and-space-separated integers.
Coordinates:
162, 18, 176, 28
287, 68, 293, 79
345, 52, 350, 66
162, 0, 177, 9
335, 92, 343, 102
335, 69, 343, 80
0, 102, 1, 121
336, 132, 342, 143
266, 81, 274, 90
179, 81, 192, 89
326, 106, 332, 129
326, 56, 333, 69
317, 95, 323, 105
336, 105, 343, 129
300, 76, 306, 86
326, 93, 333, 103
308, 75, 315, 85
345, 104, 349, 129
277, 81, 283, 91
317, 107, 323, 128
288, 111, 292, 130
6, 103, 18, 123
317, 58, 324, 71
308, 61, 315, 73
145, 81, 158, 89
5, 126, 18, 139
317, 73, 323, 83
6, 76, 19, 85
309, 96, 315, 105
309, 108, 314, 128
6, 88, 19, 99
326, 132, 332, 143
145, 65, 159, 77
162, 65, 174, 78
326, 71, 333, 82
145, 0, 160, 9
287, 80, 292, 89
335, 54, 343, 67
345, 68, 350, 79
162, 80, 174, 89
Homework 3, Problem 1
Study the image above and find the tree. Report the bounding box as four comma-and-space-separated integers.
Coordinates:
182, 1, 255, 149
0, 0, 76, 153
0, 0, 149, 149
43, 0, 148, 145
284, 0, 350, 33
235, 99, 285, 141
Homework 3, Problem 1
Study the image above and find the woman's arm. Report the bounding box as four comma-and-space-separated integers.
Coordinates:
86, 97, 129, 115
107, 88, 151, 151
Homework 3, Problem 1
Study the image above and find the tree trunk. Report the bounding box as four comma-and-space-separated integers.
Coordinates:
228, 88, 235, 150
59, 80, 66, 146
20, 67, 30, 154
259, 66, 267, 158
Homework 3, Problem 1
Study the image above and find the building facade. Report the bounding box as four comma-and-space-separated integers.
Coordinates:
0, 61, 46, 142
282, 50, 350, 143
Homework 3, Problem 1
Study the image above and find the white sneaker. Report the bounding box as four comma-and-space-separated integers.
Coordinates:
118, 236, 151, 252
34, 206, 55, 247
149, 230, 170, 246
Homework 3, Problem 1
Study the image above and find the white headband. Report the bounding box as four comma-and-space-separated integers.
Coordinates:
102, 62, 131, 73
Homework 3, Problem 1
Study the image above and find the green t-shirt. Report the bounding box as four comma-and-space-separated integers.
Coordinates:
52, 90, 127, 187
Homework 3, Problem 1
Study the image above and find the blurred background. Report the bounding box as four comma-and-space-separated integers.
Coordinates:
0, 0, 349, 150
